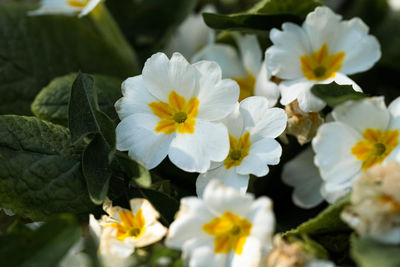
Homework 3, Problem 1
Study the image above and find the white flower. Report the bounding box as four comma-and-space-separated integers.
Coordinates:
196, 96, 287, 195
0, 207, 14, 216
115, 52, 239, 173
28, 0, 102, 17
89, 197, 167, 258
166, 179, 275, 267
312, 97, 400, 200
266, 6, 381, 112
389, 0, 400, 11
341, 161, 400, 244
193, 33, 280, 105
165, 5, 216, 59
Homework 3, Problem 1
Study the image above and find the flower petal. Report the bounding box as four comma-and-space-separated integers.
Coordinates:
246, 197, 274, 247
194, 60, 240, 121
279, 79, 315, 108
232, 33, 262, 77
116, 113, 174, 169
129, 198, 159, 226
229, 237, 263, 267
134, 221, 167, 248
79, 0, 101, 17
169, 120, 229, 173
254, 58, 280, 108
142, 52, 198, 102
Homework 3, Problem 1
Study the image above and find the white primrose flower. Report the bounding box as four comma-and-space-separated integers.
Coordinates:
165, 5, 216, 59
115, 52, 239, 173
166, 179, 275, 267
89, 197, 167, 258
192, 33, 280, 105
196, 96, 287, 195
312, 97, 400, 199
282, 147, 350, 208
28, 0, 102, 17
266, 6, 381, 112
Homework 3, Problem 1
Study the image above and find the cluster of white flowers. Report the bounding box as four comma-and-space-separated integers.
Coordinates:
29, 1, 400, 266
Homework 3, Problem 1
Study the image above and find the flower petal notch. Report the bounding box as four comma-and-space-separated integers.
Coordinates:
266, 6, 381, 112
28, 0, 102, 17
115, 52, 239, 173
165, 179, 275, 267
196, 96, 287, 196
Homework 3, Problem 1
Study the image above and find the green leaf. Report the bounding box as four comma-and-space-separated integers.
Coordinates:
31, 73, 122, 126
351, 235, 400, 267
0, 214, 81, 267
311, 82, 366, 108
286, 194, 350, 236
0, 3, 136, 115
203, 0, 322, 31
115, 152, 151, 188
0, 115, 95, 220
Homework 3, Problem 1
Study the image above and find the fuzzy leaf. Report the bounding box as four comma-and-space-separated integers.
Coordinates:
351, 235, 400, 267
0, 214, 81, 267
0, 3, 136, 115
31, 73, 122, 126
311, 82, 366, 108
0, 115, 95, 220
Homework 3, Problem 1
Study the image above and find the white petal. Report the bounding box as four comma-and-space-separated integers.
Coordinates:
240, 96, 287, 140
116, 113, 174, 169
320, 182, 351, 204
254, 58, 280, 108
267, 22, 311, 79
332, 18, 381, 75
388, 96, 400, 130
230, 237, 263, 267
133, 221, 167, 248
237, 139, 282, 176
129, 198, 159, 226
303, 7, 342, 52
194, 61, 240, 121
169, 120, 229, 173
99, 227, 135, 257
282, 148, 324, 209
333, 73, 362, 92
165, 197, 214, 249
89, 214, 101, 242
79, 0, 101, 17
196, 166, 249, 197
222, 103, 244, 139
279, 79, 314, 107
115, 76, 158, 120
188, 245, 227, 267
232, 33, 262, 77
297, 83, 326, 112
312, 122, 362, 188
202, 179, 254, 217
332, 97, 390, 134
142, 52, 198, 102
246, 197, 274, 246
28, 0, 78, 15
191, 44, 246, 78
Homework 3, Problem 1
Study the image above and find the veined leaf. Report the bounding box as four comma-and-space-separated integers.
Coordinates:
311, 82, 366, 108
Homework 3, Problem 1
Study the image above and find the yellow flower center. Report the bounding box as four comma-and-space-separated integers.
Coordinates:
67, 0, 89, 8
351, 128, 399, 170
107, 209, 146, 241
148, 91, 200, 135
233, 71, 256, 102
202, 211, 252, 254
300, 43, 345, 81
224, 132, 251, 169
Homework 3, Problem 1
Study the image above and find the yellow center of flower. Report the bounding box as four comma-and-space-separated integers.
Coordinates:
351, 128, 399, 170
202, 211, 252, 254
148, 91, 200, 135
224, 132, 251, 169
67, 0, 89, 8
233, 71, 256, 102
107, 209, 146, 241
300, 43, 345, 81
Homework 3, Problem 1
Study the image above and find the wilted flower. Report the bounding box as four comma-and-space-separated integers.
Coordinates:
341, 161, 400, 244
89, 197, 167, 258
115, 52, 239, 172
266, 6, 380, 112
28, 0, 102, 17
196, 96, 286, 195
166, 179, 275, 267
313, 97, 400, 200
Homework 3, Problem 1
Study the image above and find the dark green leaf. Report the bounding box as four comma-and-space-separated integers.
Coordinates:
286, 194, 350, 236
0, 214, 81, 267
115, 152, 151, 188
82, 135, 113, 205
31, 73, 122, 126
203, 0, 322, 31
351, 234, 400, 267
0, 3, 137, 115
311, 82, 366, 108
0, 115, 95, 220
